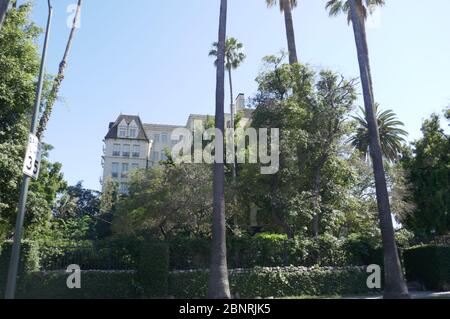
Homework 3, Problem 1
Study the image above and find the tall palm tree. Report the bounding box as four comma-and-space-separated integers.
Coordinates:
349, 105, 408, 162
266, 0, 299, 64
0, 0, 11, 32
209, 37, 246, 222
208, 0, 231, 299
37, 0, 83, 139
326, 0, 410, 299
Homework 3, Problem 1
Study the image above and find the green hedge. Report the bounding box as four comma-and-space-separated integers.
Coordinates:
169, 234, 381, 270
0, 240, 40, 298
404, 245, 450, 290
137, 242, 169, 298
168, 266, 377, 298
19, 271, 141, 299
0, 240, 169, 299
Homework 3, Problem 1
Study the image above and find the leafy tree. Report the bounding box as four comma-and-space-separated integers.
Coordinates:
54, 181, 100, 219
327, 0, 409, 298
112, 163, 213, 239
0, 3, 61, 240
208, 0, 230, 299
349, 106, 408, 162
401, 112, 449, 238
0, 2, 41, 136
246, 55, 379, 240
266, 0, 299, 64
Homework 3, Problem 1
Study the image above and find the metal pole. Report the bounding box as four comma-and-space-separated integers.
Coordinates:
5, 0, 53, 299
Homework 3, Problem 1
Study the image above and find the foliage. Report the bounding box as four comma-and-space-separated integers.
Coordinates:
0, 3, 53, 240
401, 112, 450, 238
243, 55, 378, 237
137, 242, 169, 298
404, 245, 450, 290
112, 163, 214, 239
349, 106, 408, 162
209, 37, 246, 71
167, 233, 383, 270
19, 271, 141, 299
0, 240, 40, 297
169, 266, 376, 299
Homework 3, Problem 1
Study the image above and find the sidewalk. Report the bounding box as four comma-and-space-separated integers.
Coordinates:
342, 291, 450, 299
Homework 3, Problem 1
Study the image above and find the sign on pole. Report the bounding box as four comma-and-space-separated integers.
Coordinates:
22, 133, 42, 180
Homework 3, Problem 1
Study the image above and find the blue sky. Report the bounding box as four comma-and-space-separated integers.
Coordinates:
30, 0, 450, 191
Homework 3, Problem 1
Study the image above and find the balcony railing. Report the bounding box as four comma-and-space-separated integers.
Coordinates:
122, 152, 130, 157
113, 151, 120, 156
132, 152, 140, 158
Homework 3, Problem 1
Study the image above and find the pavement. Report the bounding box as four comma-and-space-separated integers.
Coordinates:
342, 291, 450, 299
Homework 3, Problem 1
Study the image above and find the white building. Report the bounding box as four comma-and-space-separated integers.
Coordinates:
101, 94, 251, 193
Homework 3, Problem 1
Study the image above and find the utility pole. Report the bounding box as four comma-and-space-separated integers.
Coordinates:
5, 0, 53, 299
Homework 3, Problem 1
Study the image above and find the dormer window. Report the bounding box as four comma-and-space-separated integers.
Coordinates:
128, 128, 137, 138
118, 126, 127, 138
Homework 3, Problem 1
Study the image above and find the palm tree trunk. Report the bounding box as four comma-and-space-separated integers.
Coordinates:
208, 0, 231, 299
0, 0, 10, 32
348, 0, 409, 299
36, 0, 83, 139
282, 0, 298, 64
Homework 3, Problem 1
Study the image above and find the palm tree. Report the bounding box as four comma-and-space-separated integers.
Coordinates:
266, 0, 298, 64
209, 37, 246, 225
326, 0, 410, 299
208, 0, 231, 299
37, 0, 83, 139
0, 0, 11, 32
349, 105, 408, 162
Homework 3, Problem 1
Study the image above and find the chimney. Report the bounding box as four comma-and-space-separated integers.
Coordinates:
235, 93, 245, 112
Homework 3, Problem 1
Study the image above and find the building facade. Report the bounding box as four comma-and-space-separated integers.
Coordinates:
101, 94, 251, 193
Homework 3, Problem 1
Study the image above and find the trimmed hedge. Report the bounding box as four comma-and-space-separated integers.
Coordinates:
404, 245, 450, 290
137, 242, 169, 298
0, 240, 40, 298
169, 234, 381, 270
168, 266, 377, 298
0, 240, 169, 299
19, 271, 141, 299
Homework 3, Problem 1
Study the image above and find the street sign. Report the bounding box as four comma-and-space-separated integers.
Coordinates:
22, 133, 42, 180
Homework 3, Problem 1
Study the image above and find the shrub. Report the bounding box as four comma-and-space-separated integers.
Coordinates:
342, 233, 382, 266
170, 234, 351, 270
19, 271, 141, 299
168, 266, 376, 298
0, 240, 40, 298
137, 242, 169, 298
404, 245, 450, 290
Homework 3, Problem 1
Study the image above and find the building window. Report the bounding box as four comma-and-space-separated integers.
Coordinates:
122, 144, 130, 157
151, 151, 159, 162
161, 133, 168, 143
118, 126, 127, 138
112, 163, 119, 178
120, 182, 128, 194
161, 150, 168, 161
153, 134, 160, 143
113, 144, 121, 156
132, 145, 140, 157
131, 163, 139, 171
121, 163, 129, 177
128, 127, 137, 138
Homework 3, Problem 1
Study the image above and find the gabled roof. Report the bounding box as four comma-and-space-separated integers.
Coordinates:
105, 115, 149, 141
